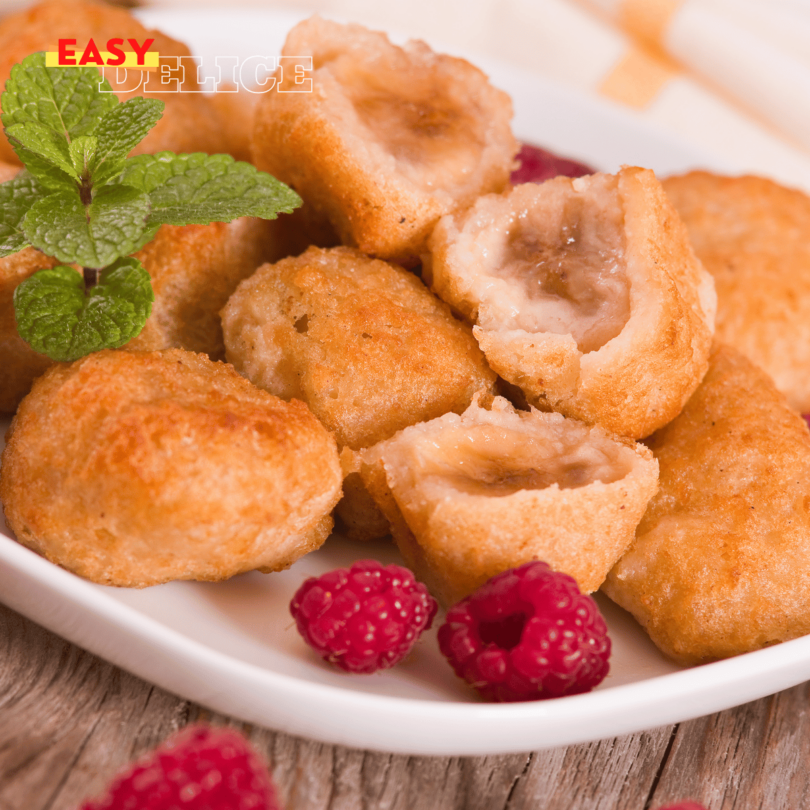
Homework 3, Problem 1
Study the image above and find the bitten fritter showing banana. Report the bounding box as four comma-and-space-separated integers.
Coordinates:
125, 219, 280, 361
0, 0, 238, 163
221, 246, 497, 539
663, 171, 810, 413
426, 168, 717, 438
0, 349, 342, 587
358, 395, 658, 606
251, 16, 517, 267
603, 344, 810, 665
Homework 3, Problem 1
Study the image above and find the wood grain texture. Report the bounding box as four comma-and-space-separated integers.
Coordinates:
2, 600, 810, 810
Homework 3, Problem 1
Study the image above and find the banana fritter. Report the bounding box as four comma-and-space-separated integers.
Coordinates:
603, 344, 810, 665
427, 168, 717, 438
251, 16, 517, 267
663, 171, 810, 413
359, 395, 659, 605
0, 349, 342, 587
126, 219, 280, 360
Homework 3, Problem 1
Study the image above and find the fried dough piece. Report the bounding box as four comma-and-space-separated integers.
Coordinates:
427, 168, 716, 438
251, 16, 517, 267
221, 246, 497, 539
603, 344, 810, 665
0, 0, 234, 163
126, 219, 280, 360
358, 395, 659, 605
0, 349, 342, 587
663, 172, 810, 412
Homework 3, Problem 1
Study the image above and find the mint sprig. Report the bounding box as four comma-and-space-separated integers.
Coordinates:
1, 52, 302, 363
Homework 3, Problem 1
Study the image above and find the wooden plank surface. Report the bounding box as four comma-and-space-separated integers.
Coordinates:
1, 601, 807, 810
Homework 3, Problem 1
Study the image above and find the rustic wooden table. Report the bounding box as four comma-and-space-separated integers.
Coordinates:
1, 601, 807, 810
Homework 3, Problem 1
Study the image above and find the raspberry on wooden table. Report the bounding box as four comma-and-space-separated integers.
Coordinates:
79, 724, 281, 810
438, 561, 611, 702
510, 142, 594, 185
290, 559, 438, 673
656, 803, 709, 810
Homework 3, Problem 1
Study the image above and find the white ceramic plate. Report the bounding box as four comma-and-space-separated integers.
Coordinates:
3, 8, 807, 757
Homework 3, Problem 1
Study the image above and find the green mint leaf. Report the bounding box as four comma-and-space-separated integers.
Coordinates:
13, 257, 153, 362
91, 97, 164, 186
1, 52, 117, 140
0, 172, 51, 256
23, 184, 150, 268
119, 152, 302, 226
8, 143, 77, 191
5, 121, 79, 180
69, 135, 97, 177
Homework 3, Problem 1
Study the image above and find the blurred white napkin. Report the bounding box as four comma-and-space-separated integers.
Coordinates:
581, 0, 810, 154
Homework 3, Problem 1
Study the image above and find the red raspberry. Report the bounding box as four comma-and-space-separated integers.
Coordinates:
290, 559, 438, 673
438, 561, 610, 702
80, 724, 281, 810
803, 413, 809, 429
511, 142, 594, 185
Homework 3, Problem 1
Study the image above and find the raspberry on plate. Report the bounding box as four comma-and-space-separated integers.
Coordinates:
510, 142, 594, 185
438, 561, 610, 702
80, 724, 281, 810
290, 559, 438, 673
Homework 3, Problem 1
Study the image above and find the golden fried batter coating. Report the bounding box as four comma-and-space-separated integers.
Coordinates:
0, 247, 68, 413
251, 16, 517, 266
603, 344, 810, 665
221, 245, 497, 539
427, 168, 716, 438
358, 395, 658, 605
222, 246, 497, 448
663, 172, 810, 413
0, 349, 342, 587
0, 0, 235, 163
126, 219, 280, 360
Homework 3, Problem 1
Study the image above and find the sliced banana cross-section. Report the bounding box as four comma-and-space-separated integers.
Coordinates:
359, 395, 659, 605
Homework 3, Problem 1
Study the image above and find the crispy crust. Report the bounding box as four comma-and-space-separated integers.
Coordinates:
126, 219, 280, 360
0, 349, 342, 586
427, 168, 716, 438
0, 0, 236, 162
221, 246, 497, 450
603, 344, 810, 665
0, 247, 67, 413
251, 16, 517, 266
663, 171, 810, 412
359, 395, 658, 605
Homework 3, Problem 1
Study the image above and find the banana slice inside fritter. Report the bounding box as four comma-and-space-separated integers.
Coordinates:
359, 395, 658, 605
427, 167, 716, 438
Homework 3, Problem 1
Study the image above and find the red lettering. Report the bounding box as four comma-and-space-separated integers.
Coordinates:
106, 38, 125, 67
127, 38, 154, 66
58, 38, 76, 66
78, 38, 103, 66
